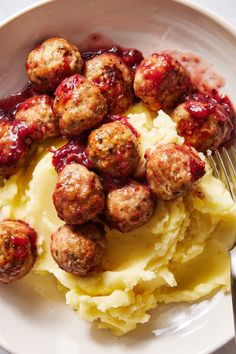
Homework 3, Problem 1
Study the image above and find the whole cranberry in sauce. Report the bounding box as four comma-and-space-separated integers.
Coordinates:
146, 143, 205, 200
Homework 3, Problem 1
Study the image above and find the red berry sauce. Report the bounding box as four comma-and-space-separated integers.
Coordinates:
0, 84, 36, 120
10, 220, 37, 260
54, 74, 85, 98
174, 144, 206, 181
140, 53, 173, 87
99, 172, 130, 193
17, 94, 53, 112
52, 138, 93, 173
0, 121, 29, 168
82, 46, 144, 72
189, 156, 206, 181
182, 92, 235, 142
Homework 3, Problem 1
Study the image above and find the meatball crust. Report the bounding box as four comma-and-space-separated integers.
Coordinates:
105, 181, 155, 232
15, 95, 59, 141
84, 53, 133, 114
26, 37, 84, 92
53, 74, 107, 137
146, 143, 205, 200
53, 163, 105, 225
0, 120, 29, 178
171, 94, 234, 152
134, 53, 191, 111
86, 121, 140, 177
0, 220, 37, 284
50, 222, 106, 276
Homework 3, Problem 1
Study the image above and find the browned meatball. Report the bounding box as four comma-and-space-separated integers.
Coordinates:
15, 95, 59, 141
86, 121, 140, 177
50, 222, 106, 276
146, 143, 205, 200
134, 53, 191, 111
53, 163, 105, 225
26, 37, 84, 92
105, 181, 155, 232
0, 220, 37, 284
0, 120, 29, 178
53, 74, 107, 137
84, 53, 133, 114
171, 94, 234, 152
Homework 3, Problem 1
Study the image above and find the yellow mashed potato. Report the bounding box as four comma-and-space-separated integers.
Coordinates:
0, 103, 236, 335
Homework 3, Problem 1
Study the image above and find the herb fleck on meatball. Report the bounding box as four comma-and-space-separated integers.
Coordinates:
86, 121, 140, 177
84, 53, 133, 114
134, 53, 191, 111
26, 37, 84, 92
53, 163, 105, 225
53, 74, 107, 137
15, 95, 59, 141
50, 222, 106, 276
146, 143, 205, 200
105, 181, 155, 232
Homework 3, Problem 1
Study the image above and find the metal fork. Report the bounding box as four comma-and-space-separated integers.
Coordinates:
208, 146, 236, 336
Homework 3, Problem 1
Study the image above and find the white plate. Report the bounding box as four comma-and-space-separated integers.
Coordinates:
0, 0, 236, 353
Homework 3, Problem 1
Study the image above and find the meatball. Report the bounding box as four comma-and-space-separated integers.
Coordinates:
84, 53, 133, 114
26, 37, 84, 92
50, 222, 106, 276
171, 94, 234, 152
105, 181, 155, 232
15, 95, 59, 141
0, 220, 37, 284
146, 143, 205, 200
53, 74, 107, 137
86, 121, 140, 177
134, 53, 191, 111
53, 163, 105, 225
0, 120, 29, 178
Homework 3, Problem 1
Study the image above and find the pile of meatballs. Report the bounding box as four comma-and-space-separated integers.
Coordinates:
0, 37, 234, 284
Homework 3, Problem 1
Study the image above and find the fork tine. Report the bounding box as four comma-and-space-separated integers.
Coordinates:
222, 147, 236, 202
207, 153, 221, 179
213, 149, 236, 202
231, 146, 236, 166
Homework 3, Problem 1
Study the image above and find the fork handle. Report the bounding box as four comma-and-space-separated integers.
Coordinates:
231, 256, 236, 339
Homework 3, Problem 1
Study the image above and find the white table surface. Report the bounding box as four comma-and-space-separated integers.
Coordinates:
0, 0, 236, 353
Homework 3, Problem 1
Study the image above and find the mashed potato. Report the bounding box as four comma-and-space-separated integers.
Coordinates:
0, 103, 235, 335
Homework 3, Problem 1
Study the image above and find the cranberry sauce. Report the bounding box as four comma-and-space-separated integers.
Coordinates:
54, 74, 85, 97
11, 221, 37, 260
82, 46, 144, 72
52, 137, 92, 173
141, 53, 172, 86
174, 144, 206, 181
52, 138, 132, 193
0, 122, 29, 168
0, 84, 37, 120
79, 33, 143, 72
210, 89, 235, 120
183, 92, 235, 141
99, 173, 130, 193
185, 92, 233, 117
184, 93, 218, 120
104, 115, 139, 137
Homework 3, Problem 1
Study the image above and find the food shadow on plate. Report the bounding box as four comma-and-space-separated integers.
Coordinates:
89, 291, 225, 346
0, 272, 64, 318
